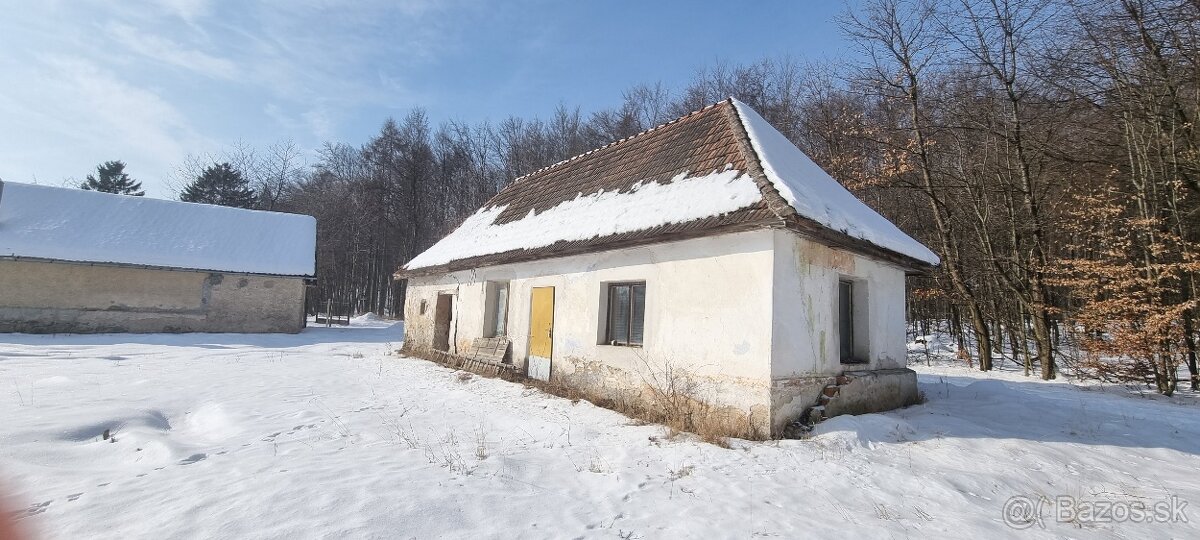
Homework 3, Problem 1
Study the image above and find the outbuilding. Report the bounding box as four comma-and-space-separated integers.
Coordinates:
0, 181, 316, 334
396, 99, 939, 436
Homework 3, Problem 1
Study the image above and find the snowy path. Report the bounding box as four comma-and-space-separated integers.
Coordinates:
2, 322, 1199, 539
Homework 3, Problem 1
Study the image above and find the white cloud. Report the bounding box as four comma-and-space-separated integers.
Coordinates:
0, 0, 481, 198
0, 54, 214, 197
107, 23, 237, 79
153, 0, 212, 22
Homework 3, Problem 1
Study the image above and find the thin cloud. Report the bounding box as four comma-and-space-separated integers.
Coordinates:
0, 54, 215, 196
107, 23, 237, 79
0, 0, 483, 197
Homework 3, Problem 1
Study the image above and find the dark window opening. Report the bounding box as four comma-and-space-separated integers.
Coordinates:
606, 282, 645, 346
838, 280, 862, 363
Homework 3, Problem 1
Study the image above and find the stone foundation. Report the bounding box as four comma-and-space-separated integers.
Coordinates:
770, 368, 920, 435
824, 368, 920, 417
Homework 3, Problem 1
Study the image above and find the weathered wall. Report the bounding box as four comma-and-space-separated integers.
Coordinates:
770, 230, 909, 376
823, 368, 920, 418
403, 230, 778, 432
0, 259, 306, 333
768, 230, 916, 431
402, 227, 919, 437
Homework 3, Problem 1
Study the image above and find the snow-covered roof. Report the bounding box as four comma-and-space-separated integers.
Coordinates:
730, 100, 939, 265
0, 181, 316, 276
405, 169, 762, 270
399, 99, 937, 277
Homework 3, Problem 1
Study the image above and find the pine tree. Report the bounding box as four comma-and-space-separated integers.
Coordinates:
80, 160, 144, 196
179, 163, 257, 208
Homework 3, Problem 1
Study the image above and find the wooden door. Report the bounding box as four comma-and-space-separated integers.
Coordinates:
433, 294, 453, 352
527, 287, 554, 381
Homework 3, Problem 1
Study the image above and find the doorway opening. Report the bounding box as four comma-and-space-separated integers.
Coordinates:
433, 293, 453, 352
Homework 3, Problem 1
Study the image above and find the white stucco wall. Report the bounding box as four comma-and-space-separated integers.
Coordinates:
403, 229, 777, 419
770, 230, 908, 376
402, 227, 917, 436
768, 229, 912, 430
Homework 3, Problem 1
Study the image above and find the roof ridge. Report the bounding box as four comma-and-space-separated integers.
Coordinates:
512, 98, 733, 185
722, 97, 798, 222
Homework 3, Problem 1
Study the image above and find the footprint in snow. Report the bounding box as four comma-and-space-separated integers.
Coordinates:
179, 453, 207, 465
67, 493, 83, 502
286, 424, 318, 435
23, 501, 51, 517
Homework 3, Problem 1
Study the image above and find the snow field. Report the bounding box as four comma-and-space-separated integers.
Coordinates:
1, 321, 1198, 538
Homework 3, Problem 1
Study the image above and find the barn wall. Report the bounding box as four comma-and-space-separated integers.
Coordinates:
0, 259, 306, 333
403, 229, 778, 434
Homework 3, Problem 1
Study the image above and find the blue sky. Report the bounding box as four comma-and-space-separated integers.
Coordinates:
0, 1, 858, 198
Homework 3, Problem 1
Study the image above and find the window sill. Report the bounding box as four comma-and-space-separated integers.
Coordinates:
601, 342, 643, 348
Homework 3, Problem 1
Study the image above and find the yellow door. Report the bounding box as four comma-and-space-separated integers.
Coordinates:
529, 287, 554, 359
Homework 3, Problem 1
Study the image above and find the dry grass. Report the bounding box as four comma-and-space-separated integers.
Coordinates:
403, 345, 767, 446
522, 374, 766, 447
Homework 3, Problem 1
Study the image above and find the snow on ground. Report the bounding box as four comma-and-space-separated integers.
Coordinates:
3, 322, 1200, 539
908, 327, 1200, 405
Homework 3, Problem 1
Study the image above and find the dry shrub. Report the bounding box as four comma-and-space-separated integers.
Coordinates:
1050, 190, 1200, 396
525, 360, 766, 446
403, 343, 765, 445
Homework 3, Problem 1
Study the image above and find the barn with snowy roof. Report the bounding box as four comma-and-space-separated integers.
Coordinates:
395, 98, 938, 436
0, 181, 316, 334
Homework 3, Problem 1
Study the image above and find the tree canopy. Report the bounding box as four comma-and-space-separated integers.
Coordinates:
179, 162, 257, 208
80, 160, 144, 196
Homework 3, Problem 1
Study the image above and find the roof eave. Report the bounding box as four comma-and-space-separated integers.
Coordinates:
0, 254, 315, 279
725, 98, 937, 275
781, 217, 937, 274
394, 217, 784, 280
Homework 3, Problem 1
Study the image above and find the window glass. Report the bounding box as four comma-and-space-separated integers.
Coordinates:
608, 285, 631, 344
839, 280, 854, 362
629, 284, 646, 345
606, 283, 645, 346
493, 283, 508, 336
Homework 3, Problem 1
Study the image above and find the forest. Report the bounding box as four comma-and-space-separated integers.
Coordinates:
154, 0, 1197, 393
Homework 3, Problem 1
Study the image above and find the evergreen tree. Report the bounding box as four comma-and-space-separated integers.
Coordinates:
179, 163, 257, 208
80, 160, 144, 196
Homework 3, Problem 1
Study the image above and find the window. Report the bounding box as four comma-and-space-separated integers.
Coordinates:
484, 281, 509, 337
838, 280, 854, 362
606, 282, 645, 346
838, 279, 868, 363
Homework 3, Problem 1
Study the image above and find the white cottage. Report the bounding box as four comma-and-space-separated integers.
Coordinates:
395, 99, 938, 436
